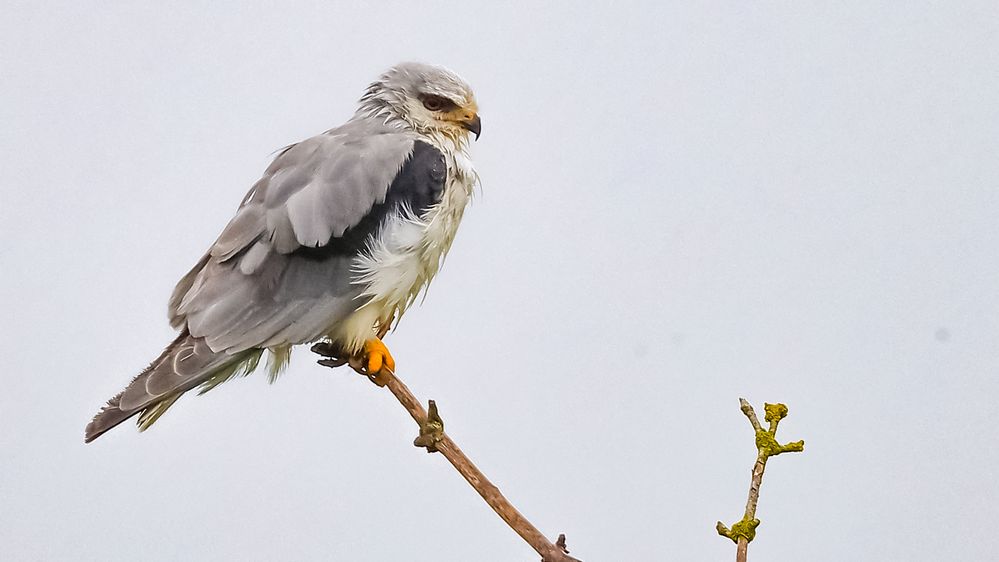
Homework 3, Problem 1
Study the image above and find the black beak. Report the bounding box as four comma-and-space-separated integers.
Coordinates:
462, 114, 481, 140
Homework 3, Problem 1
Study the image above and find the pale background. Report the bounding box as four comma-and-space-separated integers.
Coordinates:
2, 2, 998, 561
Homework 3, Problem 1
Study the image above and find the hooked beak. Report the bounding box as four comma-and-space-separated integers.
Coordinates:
461, 113, 481, 140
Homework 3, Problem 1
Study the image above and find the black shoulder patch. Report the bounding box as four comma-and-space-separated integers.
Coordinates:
292, 140, 447, 261
391, 140, 446, 210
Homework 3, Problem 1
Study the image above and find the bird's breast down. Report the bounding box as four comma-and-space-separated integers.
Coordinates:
331, 145, 476, 352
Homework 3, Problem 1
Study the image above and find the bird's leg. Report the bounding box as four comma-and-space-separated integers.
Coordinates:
375, 314, 394, 339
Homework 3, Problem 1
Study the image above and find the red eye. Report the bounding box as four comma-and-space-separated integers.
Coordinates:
423, 96, 444, 111
421, 95, 450, 111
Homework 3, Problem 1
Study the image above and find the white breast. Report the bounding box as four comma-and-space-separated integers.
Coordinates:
329, 139, 477, 352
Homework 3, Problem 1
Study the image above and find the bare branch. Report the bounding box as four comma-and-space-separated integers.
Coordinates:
312, 343, 580, 562
717, 399, 805, 562
738, 398, 763, 432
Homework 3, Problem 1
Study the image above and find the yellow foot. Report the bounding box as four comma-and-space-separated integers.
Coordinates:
362, 338, 395, 377
311, 340, 395, 386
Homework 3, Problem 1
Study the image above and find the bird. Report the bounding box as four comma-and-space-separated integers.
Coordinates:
85, 62, 481, 442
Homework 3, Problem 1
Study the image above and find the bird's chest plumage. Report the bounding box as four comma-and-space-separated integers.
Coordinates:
328, 141, 475, 350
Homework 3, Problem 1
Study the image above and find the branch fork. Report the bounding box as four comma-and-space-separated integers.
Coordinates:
717, 399, 805, 561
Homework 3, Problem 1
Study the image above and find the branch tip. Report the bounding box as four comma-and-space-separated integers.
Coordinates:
738, 398, 763, 431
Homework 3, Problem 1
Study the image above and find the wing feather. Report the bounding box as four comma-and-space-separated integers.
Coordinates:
168, 120, 418, 354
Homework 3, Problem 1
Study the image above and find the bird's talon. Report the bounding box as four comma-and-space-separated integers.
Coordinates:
312, 342, 351, 369
310, 338, 394, 386
367, 353, 383, 374
362, 338, 395, 375
317, 358, 347, 368
310, 341, 341, 359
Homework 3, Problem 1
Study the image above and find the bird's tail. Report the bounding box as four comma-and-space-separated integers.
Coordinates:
84, 330, 260, 442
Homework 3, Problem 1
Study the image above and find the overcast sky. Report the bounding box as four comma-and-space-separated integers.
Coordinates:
2, 2, 998, 561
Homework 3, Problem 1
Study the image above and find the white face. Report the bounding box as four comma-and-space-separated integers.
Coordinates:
405, 88, 480, 140
378, 63, 481, 140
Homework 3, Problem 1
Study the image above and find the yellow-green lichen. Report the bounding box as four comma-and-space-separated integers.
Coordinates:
716, 399, 806, 549
763, 402, 788, 424
756, 429, 805, 458
716, 516, 761, 543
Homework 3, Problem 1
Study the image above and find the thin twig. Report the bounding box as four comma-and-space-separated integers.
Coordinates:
312, 343, 580, 562
717, 398, 805, 562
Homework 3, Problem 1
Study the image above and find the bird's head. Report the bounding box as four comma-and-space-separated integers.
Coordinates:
357, 62, 480, 141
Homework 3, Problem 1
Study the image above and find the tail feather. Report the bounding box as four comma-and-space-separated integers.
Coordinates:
85, 330, 258, 443
135, 394, 182, 431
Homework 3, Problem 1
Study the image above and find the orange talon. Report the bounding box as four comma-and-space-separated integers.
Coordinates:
363, 338, 395, 375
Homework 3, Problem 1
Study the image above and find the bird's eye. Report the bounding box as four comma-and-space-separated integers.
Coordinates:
421, 95, 453, 112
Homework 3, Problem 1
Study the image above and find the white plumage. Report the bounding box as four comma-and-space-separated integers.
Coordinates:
344, 134, 477, 352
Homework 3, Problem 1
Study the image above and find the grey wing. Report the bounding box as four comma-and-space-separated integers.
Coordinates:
169, 122, 418, 353
85, 125, 449, 442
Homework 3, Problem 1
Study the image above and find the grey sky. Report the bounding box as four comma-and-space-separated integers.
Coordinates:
2, 2, 998, 560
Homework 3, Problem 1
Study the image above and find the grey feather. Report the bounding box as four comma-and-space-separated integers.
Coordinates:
119, 333, 241, 410
167, 120, 416, 352
84, 331, 258, 442
168, 252, 209, 329
88, 64, 467, 442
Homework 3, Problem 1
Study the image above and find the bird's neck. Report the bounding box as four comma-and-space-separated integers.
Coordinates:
352, 94, 410, 131
424, 129, 470, 158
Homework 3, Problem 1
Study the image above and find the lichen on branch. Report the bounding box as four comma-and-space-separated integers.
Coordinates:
717, 399, 805, 561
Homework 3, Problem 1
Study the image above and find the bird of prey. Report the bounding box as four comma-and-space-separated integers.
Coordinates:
85, 62, 481, 442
